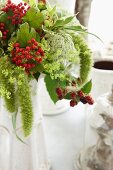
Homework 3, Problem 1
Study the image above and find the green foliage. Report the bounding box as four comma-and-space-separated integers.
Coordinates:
53, 16, 75, 29
0, 56, 33, 136
44, 75, 59, 103
42, 32, 80, 81
17, 22, 36, 47
23, 8, 44, 29
71, 34, 93, 86
0, 0, 94, 137
49, 6, 56, 17
0, 12, 15, 37
0, 58, 16, 113
17, 73, 33, 137
82, 80, 92, 94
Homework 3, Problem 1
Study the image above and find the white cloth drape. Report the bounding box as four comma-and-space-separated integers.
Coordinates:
0, 75, 50, 170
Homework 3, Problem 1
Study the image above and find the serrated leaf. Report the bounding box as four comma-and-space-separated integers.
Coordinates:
17, 22, 36, 47
23, 8, 44, 29
82, 80, 92, 94
44, 75, 59, 103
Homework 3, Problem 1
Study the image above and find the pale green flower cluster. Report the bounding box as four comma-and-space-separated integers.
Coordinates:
42, 31, 80, 80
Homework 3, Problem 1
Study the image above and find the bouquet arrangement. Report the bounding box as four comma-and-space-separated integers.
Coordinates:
0, 0, 94, 137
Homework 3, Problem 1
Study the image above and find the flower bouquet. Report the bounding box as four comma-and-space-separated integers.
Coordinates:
0, 0, 94, 137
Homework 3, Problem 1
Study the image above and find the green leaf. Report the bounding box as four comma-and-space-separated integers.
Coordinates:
12, 112, 27, 145
23, 8, 44, 29
49, 6, 56, 17
86, 31, 104, 44
64, 25, 87, 32
44, 75, 59, 103
0, 12, 15, 35
54, 19, 64, 27
38, 3, 47, 10
82, 80, 92, 94
64, 16, 75, 24
31, 64, 44, 73
64, 25, 103, 43
53, 16, 75, 28
59, 80, 67, 88
17, 22, 36, 47
65, 93, 71, 100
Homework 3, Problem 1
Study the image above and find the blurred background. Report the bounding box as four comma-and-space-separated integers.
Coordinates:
48, 0, 113, 59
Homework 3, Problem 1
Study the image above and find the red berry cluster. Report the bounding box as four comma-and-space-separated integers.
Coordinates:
77, 91, 94, 105
56, 86, 94, 107
2, 0, 29, 25
0, 23, 9, 40
11, 38, 44, 73
70, 90, 94, 107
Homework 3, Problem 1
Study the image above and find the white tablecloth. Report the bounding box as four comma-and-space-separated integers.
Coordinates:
44, 103, 86, 170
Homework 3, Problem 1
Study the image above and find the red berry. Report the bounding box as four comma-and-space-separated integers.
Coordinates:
26, 46, 30, 51
24, 3, 27, 6
38, 47, 43, 53
32, 45, 37, 50
0, 23, 5, 27
58, 95, 63, 100
80, 97, 87, 104
38, 58, 42, 63
70, 100, 77, 107
78, 91, 84, 98
56, 87, 63, 96
85, 96, 94, 105
70, 92, 76, 99
3, 31, 7, 35
41, 51, 45, 56
36, 51, 40, 55
31, 38, 35, 43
